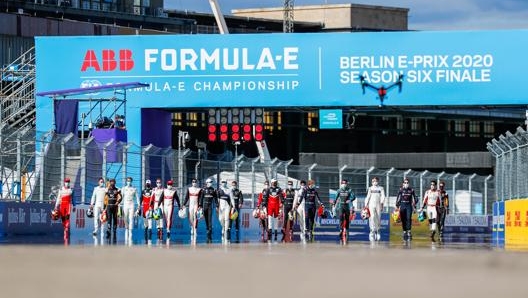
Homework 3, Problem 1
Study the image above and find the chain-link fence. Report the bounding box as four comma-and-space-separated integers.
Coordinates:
487, 126, 528, 203
1, 130, 495, 215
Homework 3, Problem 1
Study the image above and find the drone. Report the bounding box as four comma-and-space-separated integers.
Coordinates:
359, 74, 404, 107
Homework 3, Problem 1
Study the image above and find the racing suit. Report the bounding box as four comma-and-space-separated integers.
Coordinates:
334, 187, 356, 240
229, 187, 244, 234
257, 189, 269, 240
184, 186, 202, 236
141, 187, 154, 240
281, 188, 296, 239
163, 186, 180, 239
217, 186, 234, 241
395, 187, 418, 240
55, 186, 75, 240
105, 186, 122, 239
90, 185, 106, 235
152, 186, 164, 239
437, 188, 449, 238
422, 189, 440, 240
299, 187, 323, 240
365, 185, 386, 241
266, 186, 283, 240
121, 184, 139, 242
293, 186, 307, 239
199, 186, 218, 239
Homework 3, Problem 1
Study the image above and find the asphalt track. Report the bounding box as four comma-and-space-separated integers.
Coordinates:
1, 239, 526, 298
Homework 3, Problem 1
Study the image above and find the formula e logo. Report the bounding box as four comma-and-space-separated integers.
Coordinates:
80, 80, 101, 88
80, 80, 102, 95
81, 49, 134, 72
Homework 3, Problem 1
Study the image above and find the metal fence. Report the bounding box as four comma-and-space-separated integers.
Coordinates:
1, 130, 495, 215
487, 126, 528, 202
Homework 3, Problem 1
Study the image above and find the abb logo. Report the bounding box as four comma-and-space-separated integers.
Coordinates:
75, 208, 85, 228
241, 213, 250, 228
81, 49, 134, 72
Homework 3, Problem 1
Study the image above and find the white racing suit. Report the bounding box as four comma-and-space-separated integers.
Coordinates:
365, 185, 386, 241
184, 186, 202, 236
163, 187, 180, 238
294, 187, 307, 239
423, 189, 440, 240
217, 186, 234, 241
121, 185, 139, 242
152, 187, 164, 239
90, 185, 107, 235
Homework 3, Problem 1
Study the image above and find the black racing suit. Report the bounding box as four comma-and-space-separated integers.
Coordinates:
395, 187, 418, 234
199, 186, 218, 238
230, 188, 243, 232
334, 187, 356, 236
282, 188, 296, 232
437, 189, 449, 236
105, 187, 121, 236
299, 187, 322, 237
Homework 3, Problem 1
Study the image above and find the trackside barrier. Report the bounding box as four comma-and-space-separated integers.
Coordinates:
64, 207, 391, 244
0, 201, 61, 236
492, 201, 505, 246
504, 198, 528, 247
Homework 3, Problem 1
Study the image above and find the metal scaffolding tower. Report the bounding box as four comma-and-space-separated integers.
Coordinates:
283, 0, 294, 33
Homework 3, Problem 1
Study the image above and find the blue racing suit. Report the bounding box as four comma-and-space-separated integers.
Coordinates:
395, 187, 418, 233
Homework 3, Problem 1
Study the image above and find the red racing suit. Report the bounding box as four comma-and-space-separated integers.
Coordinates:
266, 186, 283, 218
55, 186, 75, 235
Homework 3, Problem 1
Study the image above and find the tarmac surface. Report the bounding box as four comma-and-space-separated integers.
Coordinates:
1, 240, 526, 298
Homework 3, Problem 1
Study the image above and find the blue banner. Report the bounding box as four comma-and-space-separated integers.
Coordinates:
0, 202, 62, 236
313, 213, 390, 241
492, 201, 505, 246
35, 30, 528, 147
35, 31, 528, 110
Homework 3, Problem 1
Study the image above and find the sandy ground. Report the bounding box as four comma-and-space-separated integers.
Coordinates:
0, 242, 526, 298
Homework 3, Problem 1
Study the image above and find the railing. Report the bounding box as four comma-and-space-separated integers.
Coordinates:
0, 46, 36, 135
487, 126, 528, 202
0, 130, 493, 215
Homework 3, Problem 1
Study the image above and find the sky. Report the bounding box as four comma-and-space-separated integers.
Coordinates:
164, 0, 528, 31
